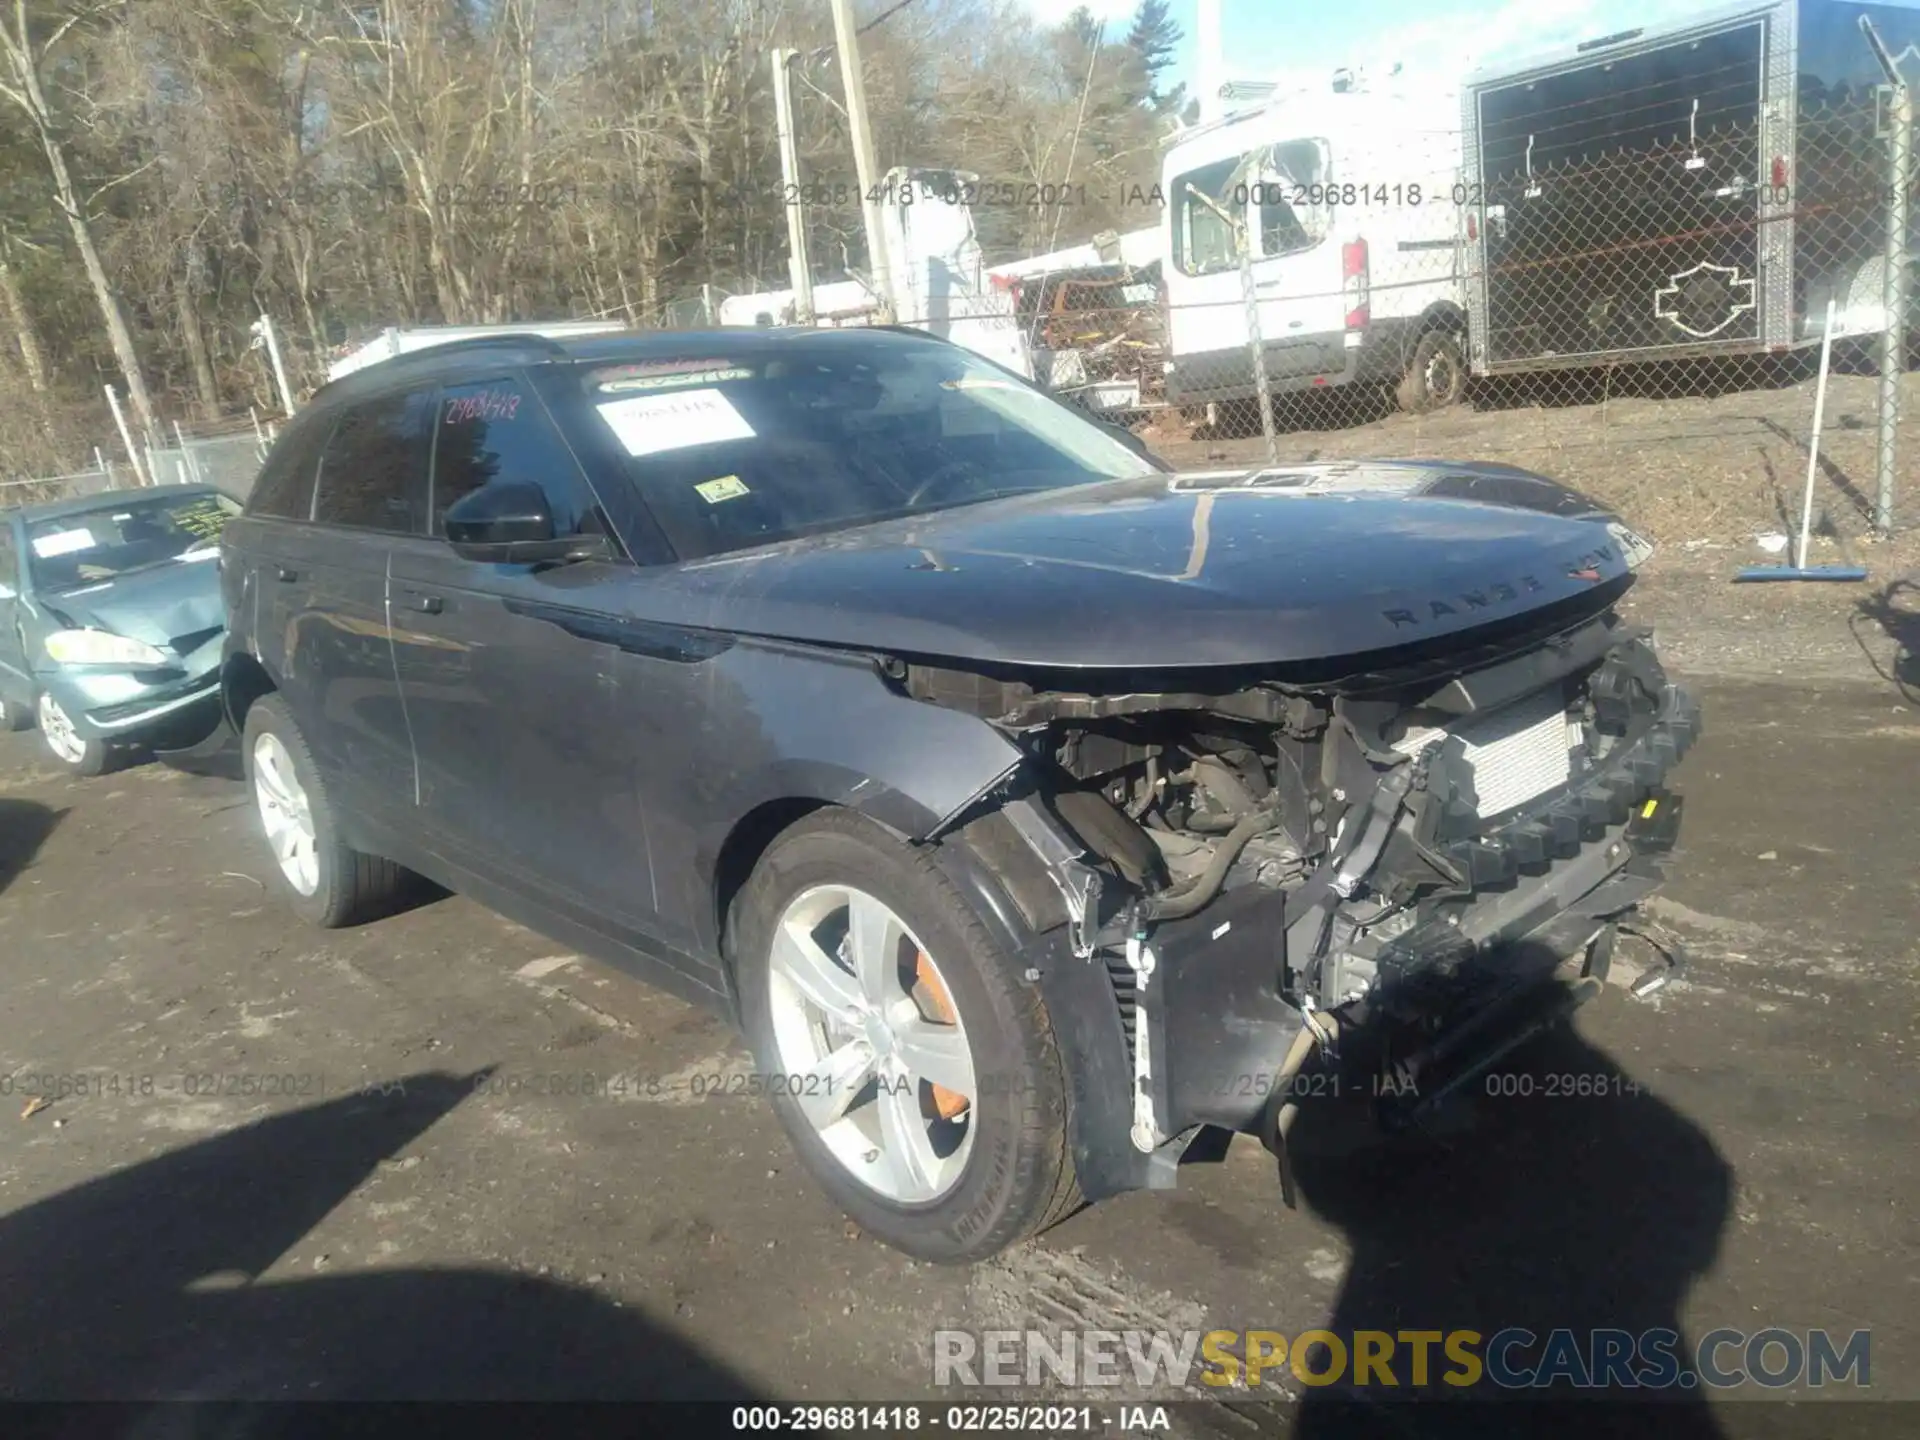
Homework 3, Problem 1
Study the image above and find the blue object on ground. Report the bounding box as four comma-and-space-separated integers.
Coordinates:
1732, 566, 1869, 582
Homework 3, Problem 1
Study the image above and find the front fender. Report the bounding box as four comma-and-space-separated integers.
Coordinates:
693, 640, 1026, 888
923, 823, 1159, 1202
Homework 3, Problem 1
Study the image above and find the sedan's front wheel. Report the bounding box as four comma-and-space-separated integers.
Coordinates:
734, 811, 1081, 1263
35, 693, 116, 777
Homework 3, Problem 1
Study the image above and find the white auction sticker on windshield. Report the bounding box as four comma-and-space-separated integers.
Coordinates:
31, 529, 96, 558
596, 389, 755, 456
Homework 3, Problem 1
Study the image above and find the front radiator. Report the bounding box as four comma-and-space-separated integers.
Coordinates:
1393, 686, 1576, 819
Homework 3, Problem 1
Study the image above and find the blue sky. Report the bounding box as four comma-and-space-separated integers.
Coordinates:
1020, 0, 1726, 95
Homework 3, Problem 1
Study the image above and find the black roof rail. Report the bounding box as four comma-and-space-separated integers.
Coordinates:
308, 330, 581, 403
365, 331, 575, 364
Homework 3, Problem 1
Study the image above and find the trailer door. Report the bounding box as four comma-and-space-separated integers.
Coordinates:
1475, 18, 1766, 366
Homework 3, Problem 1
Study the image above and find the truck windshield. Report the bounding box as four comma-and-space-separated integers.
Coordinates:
579, 340, 1155, 561
25, 491, 238, 592
1172, 157, 1242, 276
1174, 138, 1332, 273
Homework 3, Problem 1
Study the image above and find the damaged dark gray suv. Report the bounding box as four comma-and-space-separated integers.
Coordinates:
218, 326, 1699, 1262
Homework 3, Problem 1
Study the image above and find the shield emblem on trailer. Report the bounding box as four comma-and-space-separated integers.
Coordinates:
1653, 262, 1757, 340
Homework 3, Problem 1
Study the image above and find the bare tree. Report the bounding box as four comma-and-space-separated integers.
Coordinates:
0, 0, 159, 440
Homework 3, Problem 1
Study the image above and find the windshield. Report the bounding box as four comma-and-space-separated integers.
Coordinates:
24, 491, 239, 592
578, 340, 1155, 561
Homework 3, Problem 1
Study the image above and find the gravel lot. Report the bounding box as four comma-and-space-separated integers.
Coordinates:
0, 561, 1914, 1435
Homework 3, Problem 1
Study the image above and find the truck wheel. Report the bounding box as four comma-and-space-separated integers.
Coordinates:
733, 810, 1082, 1264
1395, 329, 1467, 414
242, 694, 407, 927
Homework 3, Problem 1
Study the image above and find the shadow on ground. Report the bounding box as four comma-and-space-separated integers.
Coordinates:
0, 1069, 763, 1419
0, 797, 60, 899
1850, 575, 1920, 703
1281, 997, 1734, 1438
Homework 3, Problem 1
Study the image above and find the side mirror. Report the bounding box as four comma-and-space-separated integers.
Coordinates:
444, 480, 605, 565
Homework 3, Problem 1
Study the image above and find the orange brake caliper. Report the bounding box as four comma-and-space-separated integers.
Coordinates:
915, 952, 970, 1119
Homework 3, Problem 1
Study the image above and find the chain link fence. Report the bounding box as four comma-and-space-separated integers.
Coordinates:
141, 428, 274, 500
0, 467, 122, 507
1, 424, 271, 511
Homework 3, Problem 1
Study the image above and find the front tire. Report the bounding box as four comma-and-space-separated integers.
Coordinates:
242, 694, 406, 927
35, 692, 116, 777
733, 810, 1081, 1263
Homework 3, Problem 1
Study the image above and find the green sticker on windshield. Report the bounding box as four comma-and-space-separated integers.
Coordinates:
173, 498, 232, 539
695, 475, 750, 504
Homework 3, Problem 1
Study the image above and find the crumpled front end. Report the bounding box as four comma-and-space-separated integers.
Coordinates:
37, 622, 225, 745
901, 591, 1701, 1199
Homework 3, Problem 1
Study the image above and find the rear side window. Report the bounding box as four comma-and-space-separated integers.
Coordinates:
1255, 139, 1332, 257
248, 420, 331, 521
313, 393, 429, 533
432, 376, 601, 537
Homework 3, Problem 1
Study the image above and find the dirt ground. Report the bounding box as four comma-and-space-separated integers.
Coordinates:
0, 571, 1915, 1432
1149, 362, 1920, 568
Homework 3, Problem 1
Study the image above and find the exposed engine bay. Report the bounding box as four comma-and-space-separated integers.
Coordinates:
901, 585, 1701, 1185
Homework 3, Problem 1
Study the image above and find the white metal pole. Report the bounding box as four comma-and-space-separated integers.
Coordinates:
772, 49, 816, 325
1878, 82, 1909, 534
173, 420, 206, 486
1797, 298, 1837, 573
260, 313, 295, 416
105, 384, 146, 485
828, 0, 895, 324
1196, 0, 1224, 124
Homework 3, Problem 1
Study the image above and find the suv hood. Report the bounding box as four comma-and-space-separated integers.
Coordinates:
36, 552, 225, 651
635, 461, 1650, 670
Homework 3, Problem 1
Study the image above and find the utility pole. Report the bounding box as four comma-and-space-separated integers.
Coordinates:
828, 0, 894, 322
770, 49, 816, 325
1196, 0, 1225, 125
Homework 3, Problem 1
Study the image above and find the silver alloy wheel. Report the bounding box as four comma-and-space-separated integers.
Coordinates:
252, 732, 320, 896
37, 693, 87, 766
765, 884, 978, 1203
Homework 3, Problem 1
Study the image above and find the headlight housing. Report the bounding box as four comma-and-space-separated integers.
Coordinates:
1607, 521, 1656, 570
43, 628, 170, 668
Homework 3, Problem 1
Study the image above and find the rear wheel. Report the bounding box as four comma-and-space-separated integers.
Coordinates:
242, 694, 407, 927
733, 810, 1081, 1263
1395, 328, 1467, 414
35, 692, 116, 777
